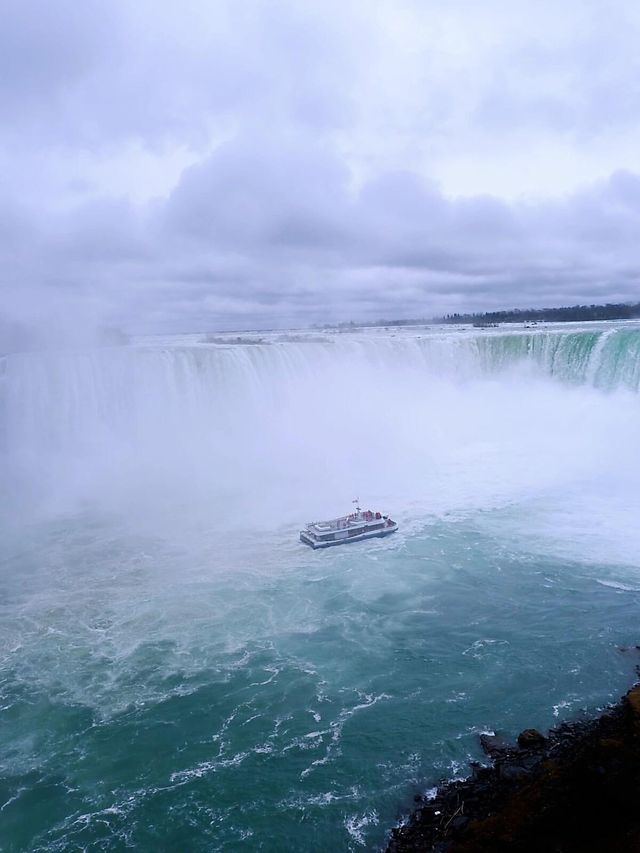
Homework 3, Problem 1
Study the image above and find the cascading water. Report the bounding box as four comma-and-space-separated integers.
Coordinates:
471, 325, 640, 389
0, 322, 639, 851
3, 324, 639, 458
2, 324, 638, 503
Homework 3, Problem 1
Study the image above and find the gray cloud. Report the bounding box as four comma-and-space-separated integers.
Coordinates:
164, 131, 352, 251
0, 0, 121, 144
475, 4, 640, 138
1, 0, 640, 341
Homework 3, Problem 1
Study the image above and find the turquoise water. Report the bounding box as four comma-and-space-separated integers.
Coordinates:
1, 323, 639, 850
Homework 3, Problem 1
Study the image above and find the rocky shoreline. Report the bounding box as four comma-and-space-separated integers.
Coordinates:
387, 680, 640, 852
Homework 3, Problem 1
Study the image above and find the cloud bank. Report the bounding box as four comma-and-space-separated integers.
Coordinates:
1, 0, 639, 336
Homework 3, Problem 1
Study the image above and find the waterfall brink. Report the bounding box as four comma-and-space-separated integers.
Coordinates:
472, 327, 640, 390
1, 324, 638, 517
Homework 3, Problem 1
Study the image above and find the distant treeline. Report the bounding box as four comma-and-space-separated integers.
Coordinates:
318, 302, 640, 330
435, 302, 640, 325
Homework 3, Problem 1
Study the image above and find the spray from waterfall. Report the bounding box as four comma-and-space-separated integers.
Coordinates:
0, 326, 638, 533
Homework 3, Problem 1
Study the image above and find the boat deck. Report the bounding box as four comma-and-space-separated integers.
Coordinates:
307, 511, 384, 535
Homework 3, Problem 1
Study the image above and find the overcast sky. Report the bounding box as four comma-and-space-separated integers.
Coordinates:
2, 0, 640, 335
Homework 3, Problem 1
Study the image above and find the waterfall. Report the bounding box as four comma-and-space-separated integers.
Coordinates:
1, 326, 639, 455
471, 327, 640, 389
0, 324, 638, 515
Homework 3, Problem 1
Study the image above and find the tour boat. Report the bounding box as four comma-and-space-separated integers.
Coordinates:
300, 501, 398, 549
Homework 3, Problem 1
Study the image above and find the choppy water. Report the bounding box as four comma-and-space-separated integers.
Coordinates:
1, 322, 639, 850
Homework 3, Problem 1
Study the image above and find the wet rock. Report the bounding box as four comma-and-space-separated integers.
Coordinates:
479, 733, 511, 757
387, 681, 640, 853
516, 728, 547, 749
497, 761, 530, 782
449, 815, 469, 832
628, 684, 640, 712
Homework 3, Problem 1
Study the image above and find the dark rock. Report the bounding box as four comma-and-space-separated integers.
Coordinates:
497, 761, 530, 781
480, 733, 511, 757
469, 765, 493, 789
386, 682, 640, 853
516, 728, 547, 749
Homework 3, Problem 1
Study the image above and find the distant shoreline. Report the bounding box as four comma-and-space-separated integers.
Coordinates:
317, 302, 640, 331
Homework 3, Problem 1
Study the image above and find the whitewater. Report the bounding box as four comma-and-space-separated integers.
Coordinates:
0, 321, 639, 850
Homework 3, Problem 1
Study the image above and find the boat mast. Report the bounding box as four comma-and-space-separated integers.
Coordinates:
353, 497, 361, 514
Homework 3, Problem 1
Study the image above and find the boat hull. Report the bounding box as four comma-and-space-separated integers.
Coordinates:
300, 524, 398, 549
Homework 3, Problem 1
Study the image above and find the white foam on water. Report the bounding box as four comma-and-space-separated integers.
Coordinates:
344, 809, 379, 847
300, 692, 392, 779
553, 700, 573, 718
596, 579, 640, 592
